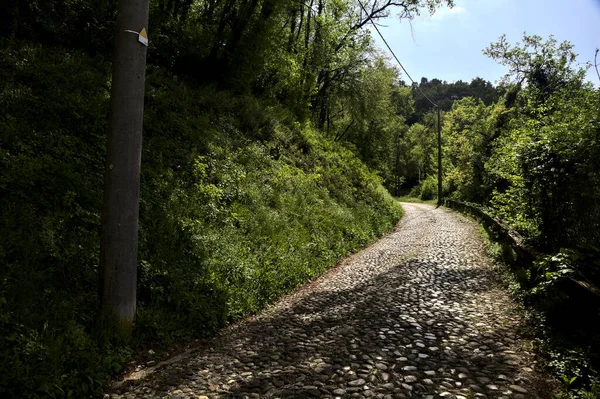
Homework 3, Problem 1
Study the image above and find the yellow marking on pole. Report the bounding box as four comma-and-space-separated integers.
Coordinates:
138, 28, 148, 46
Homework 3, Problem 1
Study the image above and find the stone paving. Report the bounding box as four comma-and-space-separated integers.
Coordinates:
111, 203, 550, 399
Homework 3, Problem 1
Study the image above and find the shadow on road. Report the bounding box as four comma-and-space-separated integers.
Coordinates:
146, 256, 533, 398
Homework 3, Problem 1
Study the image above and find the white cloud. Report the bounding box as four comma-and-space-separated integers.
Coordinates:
430, 5, 467, 20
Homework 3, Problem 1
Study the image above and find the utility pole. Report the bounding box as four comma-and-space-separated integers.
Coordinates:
437, 107, 442, 206
100, 0, 150, 327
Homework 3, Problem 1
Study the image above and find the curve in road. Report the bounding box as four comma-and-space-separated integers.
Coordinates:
111, 203, 550, 399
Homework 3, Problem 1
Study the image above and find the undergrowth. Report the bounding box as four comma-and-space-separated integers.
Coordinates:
395, 195, 438, 205
0, 43, 403, 398
477, 225, 600, 398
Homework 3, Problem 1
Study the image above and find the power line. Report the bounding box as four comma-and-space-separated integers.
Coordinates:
356, 0, 438, 108
357, 0, 443, 204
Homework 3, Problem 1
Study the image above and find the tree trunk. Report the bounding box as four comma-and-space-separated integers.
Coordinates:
287, 7, 297, 52
295, 3, 304, 46
394, 139, 401, 196
317, 72, 329, 128
209, 0, 237, 65
100, 0, 149, 326
437, 107, 442, 204
225, 0, 259, 59
300, 0, 313, 86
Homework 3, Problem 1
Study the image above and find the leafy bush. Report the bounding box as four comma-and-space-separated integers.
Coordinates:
408, 183, 422, 198
0, 43, 402, 397
0, 43, 111, 398
507, 248, 600, 391
419, 176, 437, 200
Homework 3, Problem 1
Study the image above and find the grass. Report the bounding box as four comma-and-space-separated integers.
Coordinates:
0, 43, 404, 398
395, 195, 438, 205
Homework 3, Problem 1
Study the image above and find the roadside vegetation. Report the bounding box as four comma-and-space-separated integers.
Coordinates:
1, 0, 598, 397
395, 196, 437, 205
0, 41, 404, 397
397, 34, 600, 396
477, 222, 600, 399
0, 0, 433, 395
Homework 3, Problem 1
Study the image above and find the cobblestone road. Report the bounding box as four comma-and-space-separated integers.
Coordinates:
112, 203, 549, 399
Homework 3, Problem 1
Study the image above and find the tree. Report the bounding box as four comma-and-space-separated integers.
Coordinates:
484, 34, 583, 87
483, 33, 599, 249
411, 76, 498, 121
100, 0, 150, 326
405, 122, 435, 184
442, 97, 494, 202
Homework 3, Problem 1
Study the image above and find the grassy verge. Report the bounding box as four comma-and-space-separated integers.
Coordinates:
0, 43, 403, 398
395, 195, 438, 205
476, 225, 600, 399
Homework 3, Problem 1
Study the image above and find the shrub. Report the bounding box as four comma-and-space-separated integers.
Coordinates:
420, 176, 438, 200
0, 43, 403, 397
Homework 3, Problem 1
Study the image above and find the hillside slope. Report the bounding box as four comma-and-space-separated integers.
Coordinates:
0, 43, 402, 398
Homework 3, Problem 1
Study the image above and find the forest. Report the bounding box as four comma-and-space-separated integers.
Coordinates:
1, 0, 599, 397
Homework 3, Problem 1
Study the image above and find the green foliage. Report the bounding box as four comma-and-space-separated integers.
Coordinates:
0, 1, 473, 396
477, 222, 600, 396
419, 176, 437, 200
419, 33, 600, 252
411, 77, 499, 121
430, 33, 600, 395
394, 121, 436, 191
554, 380, 600, 399
407, 175, 451, 201
476, 224, 517, 265
0, 42, 402, 397
0, 0, 117, 53
0, 43, 112, 398
484, 34, 586, 89
483, 34, 600, 250
508, 249, 600, 391
331, 57, 409, 190
442, 97, 499, 202
395, 195, 437, 205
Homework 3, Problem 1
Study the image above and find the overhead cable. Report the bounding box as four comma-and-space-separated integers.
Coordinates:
356, 0, 438, 108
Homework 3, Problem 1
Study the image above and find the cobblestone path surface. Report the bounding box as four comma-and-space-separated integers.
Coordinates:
112, 203, 548, 399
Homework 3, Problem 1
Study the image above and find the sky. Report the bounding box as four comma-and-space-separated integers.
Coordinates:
370, 0, 600, 86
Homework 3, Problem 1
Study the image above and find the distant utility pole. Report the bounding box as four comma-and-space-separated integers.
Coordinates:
100, 0, 150, 326
437, 107, 442, 206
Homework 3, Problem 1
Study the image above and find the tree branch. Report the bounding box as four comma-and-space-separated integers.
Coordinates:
595, 48, 600, 84
335, 120, 355, 142
335, 0, 410, 52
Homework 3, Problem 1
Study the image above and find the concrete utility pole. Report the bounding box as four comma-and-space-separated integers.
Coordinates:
100, 0, 150, 326
437, 107, 442, 206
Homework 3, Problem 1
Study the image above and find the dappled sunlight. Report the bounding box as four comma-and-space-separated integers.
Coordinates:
112, 204, 544, 398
